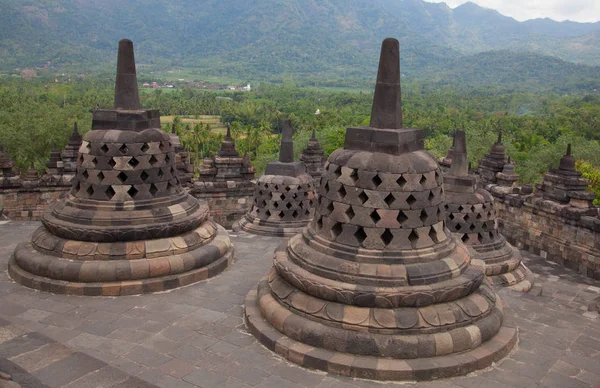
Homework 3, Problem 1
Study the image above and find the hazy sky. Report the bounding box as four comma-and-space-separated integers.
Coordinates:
424, 0, 600, 23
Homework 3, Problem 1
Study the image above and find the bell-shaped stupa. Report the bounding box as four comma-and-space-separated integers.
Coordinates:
444, 130, 534, 292
9, 39, 233, 296
234, 120, 316, 236
244, 38, 517, 381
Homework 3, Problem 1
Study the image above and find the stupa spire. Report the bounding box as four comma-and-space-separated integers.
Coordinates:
369, 37, 402, 129
114, 39, 140, 110
450, 130, 468, 177
279, 119, 294, 163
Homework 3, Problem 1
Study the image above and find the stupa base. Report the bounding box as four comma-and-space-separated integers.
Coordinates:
234, 214, 309, 237
486, 262, 536, 293
244, 284, 517, 381
9, 224, 233, 296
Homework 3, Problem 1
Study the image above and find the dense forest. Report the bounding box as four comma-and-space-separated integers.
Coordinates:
1, 76, 599, 201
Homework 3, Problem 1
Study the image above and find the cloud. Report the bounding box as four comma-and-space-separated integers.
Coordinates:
425, 0, 600, 22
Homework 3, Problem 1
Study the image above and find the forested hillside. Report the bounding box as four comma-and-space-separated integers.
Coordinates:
1, 0, 599, 90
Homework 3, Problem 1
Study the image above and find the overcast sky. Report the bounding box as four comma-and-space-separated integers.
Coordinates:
424, 0, 600, 23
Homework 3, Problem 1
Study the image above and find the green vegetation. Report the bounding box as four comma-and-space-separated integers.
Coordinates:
1, 0, 599, 92
1, 77, 598, 191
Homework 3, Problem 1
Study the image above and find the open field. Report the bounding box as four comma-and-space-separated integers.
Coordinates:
161, 115, 228, 133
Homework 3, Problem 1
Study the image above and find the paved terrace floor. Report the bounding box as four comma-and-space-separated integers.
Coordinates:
0, 221, 599, 388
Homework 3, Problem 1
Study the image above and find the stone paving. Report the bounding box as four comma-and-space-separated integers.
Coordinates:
1, 221, 599, 388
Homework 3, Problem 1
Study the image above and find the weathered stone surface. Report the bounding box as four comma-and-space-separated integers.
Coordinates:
443, 130, 533, 292
244, 38, 516, 381
299, 129, 324, 186
235, 120, 315, 236
9, 39, 232, 295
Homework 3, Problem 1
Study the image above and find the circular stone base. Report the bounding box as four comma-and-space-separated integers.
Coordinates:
234, 215, 308, 237
244, 286, 518, 381
8, 226, 234, 296
486, 262, 535, 293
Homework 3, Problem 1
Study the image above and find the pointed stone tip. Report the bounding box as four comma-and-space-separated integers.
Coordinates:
369, 38, 402, 130
279, 119, 294, 163
114, 38, 140, 110
497, 132, 502, 144
226, 123, 232, 139
566, 143, 572, 156
450, 130, 468, 177
311, 128, 316, 140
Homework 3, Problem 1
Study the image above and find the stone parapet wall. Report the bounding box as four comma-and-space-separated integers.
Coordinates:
489, 186, 600, 280
0, 186, 70, 220
191, 181, 254, 229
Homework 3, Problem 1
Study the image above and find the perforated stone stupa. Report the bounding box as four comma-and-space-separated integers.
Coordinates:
9, 39, 233, 296
234, 120, 315, 237
0, 145, 19, 188
478, 133, 507, 185
244, 38, 517, 381
169, 124, 194, 188
443, 130, 534, 292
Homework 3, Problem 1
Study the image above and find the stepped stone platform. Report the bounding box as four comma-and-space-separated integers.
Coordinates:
1, 221, 599, 388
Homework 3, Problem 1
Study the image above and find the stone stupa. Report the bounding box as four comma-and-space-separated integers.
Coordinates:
244, 38, 517, 381
443, 130, 534, 292
299, 129, 324, 186
9, 39, 233, 296
234, 120, 316, 237
478, 133, 507, 185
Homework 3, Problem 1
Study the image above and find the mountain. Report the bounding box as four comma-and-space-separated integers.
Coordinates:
1, 0, 599, 91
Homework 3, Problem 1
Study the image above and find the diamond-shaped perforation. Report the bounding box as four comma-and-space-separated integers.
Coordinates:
397, 175, 407, 188
429, 227, 438, 243
327, 201, 335, 214
420, 209, 428, 223
82, 170, 89, 179
86, 185, 94, 197
100, 144, 109, 154
73, 182, 80, 194
458, 205, 464, 212
117, 171, 128, 183
316, 217, 323, 231
349, 169, 359, 183
261, 199, 267, 207
456, 223, 462, 231
370, 210, 381, 225
286, 202, 293, 209
406, 194, 417, 206
265, 210, 271, 218
281, 193, 286, 201
462, 234, 470, 243
128, 186, 139, 199
428, 190, 435, 201
141, 143, 149, 153
140, 171, 149, 182
79, 155, 84, 164
331, 222, 343, 240
449, 213, 455, 220
97, 171, 104, 181
159, 142, 165, 151
345, 206, 355, 221
165, 154, 171, 164
292, 210, 299, 218
420, 175, 427, 186
149, 155, 158, 166
470, 224, 476, 231
105, 186, 115, 199
478, 233, 485, 243
381, 229, 393, 246
337, 185, 347, 200
278, 211, 285, 219
119, 144, 128, 154
464, 214, 470, 222
408, 230, 418, 244
354, 227, 367, 245
397, 210, 408, 224
333, 165, 342, 179
107, 158, 115, 168
489, 231, 494, 239
358, 191, 369, 204
476, 213, 482, 220
384, 193, 395, 207
323, 181, 330, 194
372, 174, 382, 188
158, 169, 164, 178
285, 186, 291, 192
149, 184, 158, 196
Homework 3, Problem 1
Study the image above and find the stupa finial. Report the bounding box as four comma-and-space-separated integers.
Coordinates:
279, 119, 294, 163
225, 123, 232, 140
450, 130, 468, 177
114, 39, 141, 110
369, 38, 402, 129
310, 128, 316, 140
